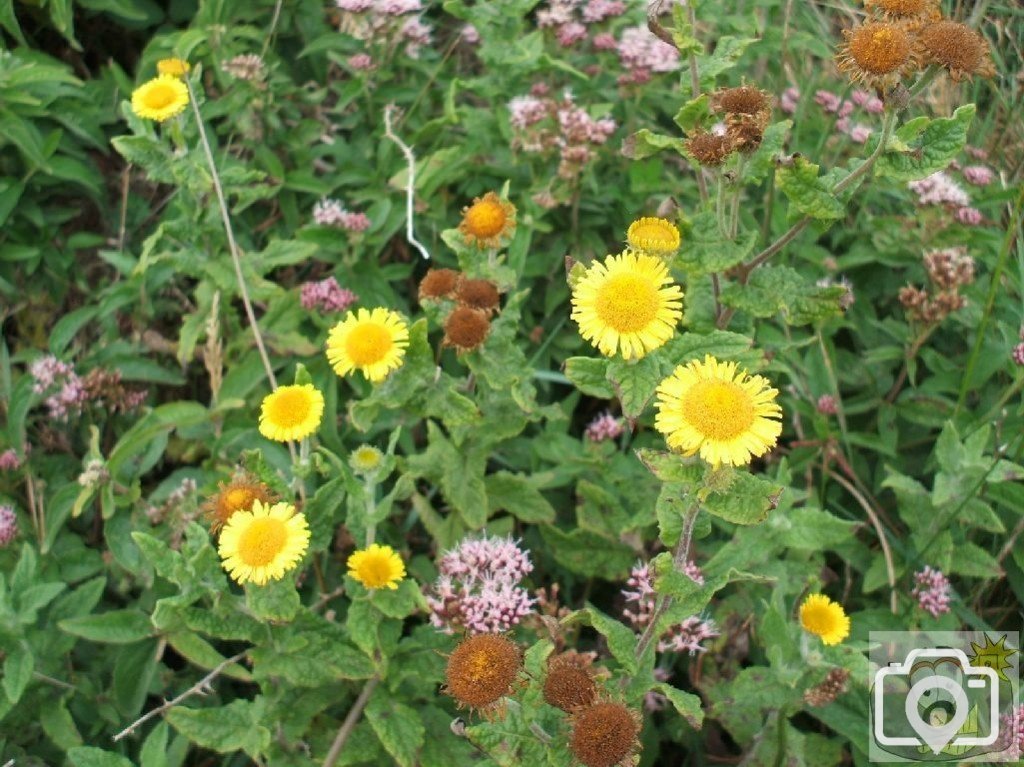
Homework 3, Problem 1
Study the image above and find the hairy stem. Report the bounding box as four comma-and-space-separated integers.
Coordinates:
323, 676, 381, 767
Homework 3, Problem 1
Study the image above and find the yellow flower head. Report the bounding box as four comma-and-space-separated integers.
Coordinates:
156, 58, 191, 78
458, 192, 516, 249
259, 384, 324, 442
799, 593, 851, 646
626, 217, 681, 258
349, 445, 384, 476
326, 307, 410, 383
131, 75, 190, 122
655, 354, 782, 468
203, 474, 277, 534
218, 500, 310, 586
347, 543, 406, 590
570, 250, 683, 360
836, 22, 920, 91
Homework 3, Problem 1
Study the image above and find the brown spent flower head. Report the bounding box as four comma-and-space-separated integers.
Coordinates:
684, 132, 736, 167
726, 113, 768, 153
443, 634, 522, 716
836, 21, 919, 90
863, 0, 940, 21
203, 474, 277, 533
455, 278, 501, 314
569, 701, 641, 767
458, 192, 517, 249
804, 668, 851, 707
543, 653, 597, 712
419, 268, 461, 302
710, 85, 771, 117
443, 306, 491, 353
919, 20, 996, 81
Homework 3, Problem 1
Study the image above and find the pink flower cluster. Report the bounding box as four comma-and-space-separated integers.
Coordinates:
537, 0, 626, 48
300, 276, 358, 313
0, 448, 22, 471
333, 0, 431, 58
584, 412, 623, 442
616, 25, 679, 84
0, 505, 17, 547
622, 560, 716, 655
908, 171, 983, 225
912, 566, 952, 617
508, 89, 615, 185
30, 356, 146, 420
962, 165, 994, 186
312, 198, 371, 232
427, 535, 535, 634
801, 88, 877, 144
999, 704, 1024, 759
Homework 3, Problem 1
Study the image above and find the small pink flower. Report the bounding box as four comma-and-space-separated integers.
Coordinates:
998, 704, 1024, 759
848, 124, 872, 144
1012, 343, 1024, 366
585, 412, 623, 442
955, 206, 983, 226
817, 394, 838, 415
617, 25, 679, 74
780, 87, 800, 115
508, 95, 549, 129
300, 276, 358, 313
0, 449, 21, 471
908, 172, 971, 208
814, 90, 842, 114
347, 53, 374, 71
582, 0, 625, 22
556, 22, 587, 47
460, 24, 480, 44
0, 505, 17, 547
966, 145, 988, 160
341, 211, 371, 233
962, 165, 994, 186
912, 566, 952, 617
657, 615, 719, 655
592, 32, 617, 50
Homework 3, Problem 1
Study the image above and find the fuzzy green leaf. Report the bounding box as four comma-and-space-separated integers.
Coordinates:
565, 606, 638, 674
486, 471, 556, 523
167, 700, 271, 756
876, 104, 975, 181
564, 356, 614, 399
59, 609, 153, 644
702, 470, 784, 525
67, 748, 136, 767
622, 129, 687, 160
607, 354, 662, 419
366, 696, 425, 767
676, 210, 757, 274
776, 157, 846, 220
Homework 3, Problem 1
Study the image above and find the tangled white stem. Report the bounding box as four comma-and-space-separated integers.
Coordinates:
383, 105, 431, 261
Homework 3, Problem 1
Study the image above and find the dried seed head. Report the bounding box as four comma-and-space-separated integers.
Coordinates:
804, 668, 851, 706
836, 22, 919, 90
684, 132, 736, 166
569, 702, 641, 767
443, 634, 522, 714
455, 278, 501, 314
863, 0, 940, 20
203, 475, 277, 534
710, 85, 771, 117
726, 113, 767, 153
919, 20, 996, 81
443, 306, 491, 353
543, 654, 597, 712
419, 268, 461, 302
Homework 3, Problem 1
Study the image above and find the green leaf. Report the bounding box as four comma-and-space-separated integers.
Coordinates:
746, 120, 792, 183
702, 470, 784, 525
674, 95, 710, 133
40, 697, 83, 749
3, 645, 33, 703
697, 36, 757, 87
776, 157, 846, 221
947, 542, 1002, 579
676, 210, 757, 274
876, 104, 975, 181
113, 640, 160, 717
622, 129, 687, 160
139, 722, 168, 767
637, 449, 705, 485
365, 696, 425, 767
564, 356, 614, 399
720, 265, 846, 325
59, 609, 153, 644
607, 355, 662, 419
370, 578, 425, 619
566, 606, 638, 674
486, 472, 556, 523
652, 683, 704, 729
245, 577, 301, 622
167, 700, 271, 756
67, 748, 136, 767
539, 526, 636, 580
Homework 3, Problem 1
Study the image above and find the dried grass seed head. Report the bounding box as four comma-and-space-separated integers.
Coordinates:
444, 634, 522, 714
569, 701, 641, 767
836, 21, 920, 90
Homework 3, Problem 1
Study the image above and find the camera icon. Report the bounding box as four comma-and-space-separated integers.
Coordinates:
872, 647, 999, 755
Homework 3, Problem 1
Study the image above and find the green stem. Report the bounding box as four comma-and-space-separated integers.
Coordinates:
956, 184, 1024, 414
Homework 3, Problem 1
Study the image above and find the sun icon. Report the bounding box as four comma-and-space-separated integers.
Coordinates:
968, 633, 1017, 682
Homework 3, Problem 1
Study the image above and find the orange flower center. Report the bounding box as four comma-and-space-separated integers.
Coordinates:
849, 23, 911, 74
237, 517, 287, 566
682, 380, 755, 440
267, 388, 312, 427
224, 487, 256, 512
463, 200, 507, 238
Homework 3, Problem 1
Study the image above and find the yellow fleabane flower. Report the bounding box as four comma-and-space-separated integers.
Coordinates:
626, 217, 681, 258
326, 307, 409, 382
459, 191, 516, 249
799, 594, 851, 646
570, 250, 683, 360
131, 75, 189, 122
347, 543, 406, 590
259, 384, 324, 442
655, 354, 782, 467
157, 58, 191, 78
218, 500, 310, 586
